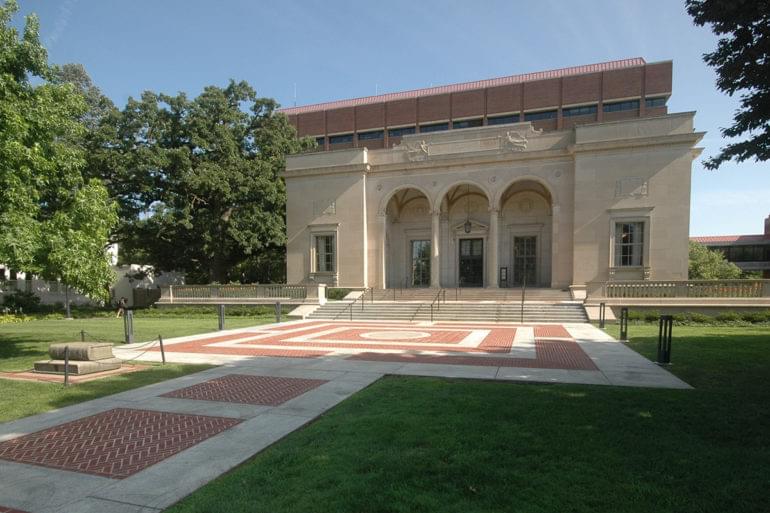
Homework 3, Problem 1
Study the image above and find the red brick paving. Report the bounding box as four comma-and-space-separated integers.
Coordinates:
161, 374, 328, 406
348, 338, 598, 370
534, 325, 571, 338
315, 328, 470, 344
0, 507, 30, 513
0, 408, 241, 479
150, 322, 594, 371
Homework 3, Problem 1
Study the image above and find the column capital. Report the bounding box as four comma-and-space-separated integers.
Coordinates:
488, 207, 500, 214
431, 209, 442, 217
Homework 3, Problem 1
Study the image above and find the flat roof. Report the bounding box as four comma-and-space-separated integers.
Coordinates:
279, 57, 647, 116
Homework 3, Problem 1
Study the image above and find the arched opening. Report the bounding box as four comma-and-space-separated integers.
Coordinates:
498, 180, 553, 287
439, 183, 491, 287
384, 188, 433, 288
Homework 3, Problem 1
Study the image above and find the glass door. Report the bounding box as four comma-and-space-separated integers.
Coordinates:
458, 238, 484, 287
513, 236, 537, 286
411, 240, 431, 287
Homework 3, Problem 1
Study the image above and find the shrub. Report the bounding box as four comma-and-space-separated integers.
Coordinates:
741, 311, 770, 323
0, 313, 30, 324
327, 288, 352, 301
643, 310, 661, 323
687, 312, 712, 323
672, 313, 687, 323
2, 290, 41, 313
627, 310, 643, 321
715, 311, 741, 323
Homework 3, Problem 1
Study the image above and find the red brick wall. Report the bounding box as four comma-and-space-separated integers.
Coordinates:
452, 90, 485, 119
602, 67, 643, 100
326, 107, 355, 134
418, 93, 451, 122
297, 111, 325, 137
645, 61, 673, 95
387, 99, 417, 126
487, 84, 521, 114
523, 79, 560, 110
562, 72, 601, 105
356, 104, 385, 131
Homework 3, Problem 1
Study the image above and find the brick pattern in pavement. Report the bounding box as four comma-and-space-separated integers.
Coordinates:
0, 408, 241, 479
161, 374, 328, 406
0, 507, 30, 513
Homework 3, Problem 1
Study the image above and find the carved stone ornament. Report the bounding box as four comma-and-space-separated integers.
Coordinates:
400, 140, 429, 161
502, 126, 541, 152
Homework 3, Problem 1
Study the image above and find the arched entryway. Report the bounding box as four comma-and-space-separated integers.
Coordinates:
496, 179, 554, 287
438, 183, 492, 287
382, 187, 433, 288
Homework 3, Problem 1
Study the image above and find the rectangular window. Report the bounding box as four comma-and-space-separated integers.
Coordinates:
388, 126, 416, 137
603, 100, 640, 113
614, 222, 644, 267
523, 110, 557, 121
645, 97, 667, 108
357, 130, 384, 140
452, 118, 483, 129
563, 104, 598, 117
329, 133, 353, 145
487, 114, 519, 125
419, 122, 449, 133
315, 235, 335, 272
315, 136, 325, 148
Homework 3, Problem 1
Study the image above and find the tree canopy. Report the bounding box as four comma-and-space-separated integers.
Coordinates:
686, 0, 770, 169
0, 0, 117, 300
87, 80, 311, 283
688, 241, 743, 279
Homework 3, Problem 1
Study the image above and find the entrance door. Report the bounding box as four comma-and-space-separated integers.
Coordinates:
411, 240, 431, 287
513, 236, 537, 286
458, 238, 484, 287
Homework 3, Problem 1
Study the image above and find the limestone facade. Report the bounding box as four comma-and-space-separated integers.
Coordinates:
283, 113, 703, 289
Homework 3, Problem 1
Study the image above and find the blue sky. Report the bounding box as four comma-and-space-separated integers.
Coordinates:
14, 0, 769, 236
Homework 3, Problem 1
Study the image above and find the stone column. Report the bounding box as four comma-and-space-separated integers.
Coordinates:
488, 207, 499, 288
431, 210, 441, 288
378, 213, 387, 289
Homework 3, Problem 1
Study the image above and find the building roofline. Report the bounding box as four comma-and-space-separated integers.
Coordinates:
279, 57, 648, 116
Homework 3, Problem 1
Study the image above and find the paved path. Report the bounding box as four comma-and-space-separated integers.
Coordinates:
0, 321, 689, 513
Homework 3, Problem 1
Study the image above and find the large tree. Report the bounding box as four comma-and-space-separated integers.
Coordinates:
686, 0, 770, 169
0, 0, 117, 300
688, 241, 743, 279
90, 81, 311, 283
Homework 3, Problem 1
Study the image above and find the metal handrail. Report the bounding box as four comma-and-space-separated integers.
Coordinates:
334, 287, 371, 320
429, 288, 446, 322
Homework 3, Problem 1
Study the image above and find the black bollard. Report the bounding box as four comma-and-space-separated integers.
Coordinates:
275, 301, 281, 323
619, 307, 628, 341
158, 335, 166, 364
599, 302, 606, 329
657, 315, 673, 365
218, 304, 225, 331
80, 329, 85, 342
63, 345, 70, 387
124, 309, 134, 344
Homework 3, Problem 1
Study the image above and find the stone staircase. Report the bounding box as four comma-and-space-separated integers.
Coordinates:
308, 288, 588, 323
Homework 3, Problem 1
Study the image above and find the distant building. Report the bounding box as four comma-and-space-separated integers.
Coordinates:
281, 58, 704, 290
691, 215, 770, 278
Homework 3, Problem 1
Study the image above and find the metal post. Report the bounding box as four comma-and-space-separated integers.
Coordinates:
80, 329, 85, 342
657, 315, 673, 365
275, 301, 282, 323
64, 284, 72, 319
430, 303, 434, 322
63, 345, 70, 386
124, 309, 134, 344
520, 271, 526, 323
218, 304, 225, 331
599, 302, 606, 329
158, 335, 166, 364
619, 307, 628, 341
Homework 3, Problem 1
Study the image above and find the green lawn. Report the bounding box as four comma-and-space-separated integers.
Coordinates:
0, 311, 280, 422
166, 325, 770, 513
0, 313, 277, 371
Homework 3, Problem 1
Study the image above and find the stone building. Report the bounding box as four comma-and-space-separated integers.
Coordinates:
281, 58, 704, 292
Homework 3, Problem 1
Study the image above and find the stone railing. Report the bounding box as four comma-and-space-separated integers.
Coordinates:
158, 284, 325, 304
586, 279, 770, 299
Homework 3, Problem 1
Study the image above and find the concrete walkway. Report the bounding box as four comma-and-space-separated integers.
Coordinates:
0, 321, 690, 513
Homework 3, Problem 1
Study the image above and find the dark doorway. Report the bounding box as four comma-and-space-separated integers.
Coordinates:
459, 238, 484, 287
513, 236, 537, 286
411, 240, 431, 287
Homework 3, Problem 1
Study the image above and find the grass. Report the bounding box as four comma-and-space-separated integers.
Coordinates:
0, 312, 278, 372
0, 310, 280, 421
0, 363, 212, 422
166, 325, 770, 513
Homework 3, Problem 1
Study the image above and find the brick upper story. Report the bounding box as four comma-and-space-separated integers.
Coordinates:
279, 57, 673, 151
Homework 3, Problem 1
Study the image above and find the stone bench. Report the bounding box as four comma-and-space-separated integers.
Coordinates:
34, 342, 122, 375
